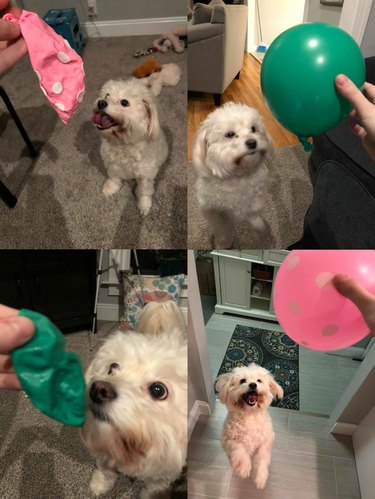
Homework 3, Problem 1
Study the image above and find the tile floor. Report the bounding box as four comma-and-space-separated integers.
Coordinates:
189, 401, 361, 499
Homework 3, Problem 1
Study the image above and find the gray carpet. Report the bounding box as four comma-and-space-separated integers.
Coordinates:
188, 145, 313, 249
0, 326, 187, 499
0, 36, 187, 249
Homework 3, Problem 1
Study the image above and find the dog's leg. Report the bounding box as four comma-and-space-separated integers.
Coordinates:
103, 177, 122, 197
140, 478, 173, 499
202, 208, 234, 249
226, 442, 252, 479
136, 178, 155, 216
90, 460, 118, 496
253, 442, 272, 489
250, 215, 265, 231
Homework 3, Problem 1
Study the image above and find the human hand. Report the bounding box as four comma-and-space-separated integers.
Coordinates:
335, 74, 375, 160
0, 1, 26, 75
333, 274, 375, 336
0, 304, 34, 390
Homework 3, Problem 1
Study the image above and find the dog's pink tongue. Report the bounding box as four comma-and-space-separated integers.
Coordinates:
92, 113, 112, 129
249, 394, 258, 403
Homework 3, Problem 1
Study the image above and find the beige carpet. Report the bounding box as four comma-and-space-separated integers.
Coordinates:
188, 145, 313, 249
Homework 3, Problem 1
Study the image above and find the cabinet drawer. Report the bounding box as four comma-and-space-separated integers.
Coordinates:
265, 250, 289, 266
241, 250, 263, 262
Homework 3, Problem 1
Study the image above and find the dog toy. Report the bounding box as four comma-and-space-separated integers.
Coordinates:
133, 47, 159, 58
153, 25, 187, 54
3, 10, 85, 124
133, 58, 162, 79
10, 309, 86, 426
144, 63, 182, 96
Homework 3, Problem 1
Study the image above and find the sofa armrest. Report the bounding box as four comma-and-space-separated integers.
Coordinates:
188, 22, 224, 44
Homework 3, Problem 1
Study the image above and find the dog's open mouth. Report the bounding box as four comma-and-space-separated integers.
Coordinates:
242, 391, 258, 406
92, 112, 119, 130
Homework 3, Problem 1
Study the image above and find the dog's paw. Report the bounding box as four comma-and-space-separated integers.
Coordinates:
254, 471, 268, 490
90, 469, 116, 496
102, 179, 121, 197
214, 234, 234, 249
137, 196, 152, 217
231, 453, 251, 479
250, 216, 265, 231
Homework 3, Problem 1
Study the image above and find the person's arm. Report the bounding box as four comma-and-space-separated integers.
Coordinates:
0, 1, 26, 74
333, 274, 375, 336
0, 304, 34, 390
335, 74, 375, 160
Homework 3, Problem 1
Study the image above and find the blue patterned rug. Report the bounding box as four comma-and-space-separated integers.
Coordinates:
217, 325, 299, 410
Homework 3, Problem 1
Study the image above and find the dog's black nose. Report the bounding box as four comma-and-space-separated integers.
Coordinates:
97, 100, 108, 110
90, 381, 117, 404
249, 382, 257, 390
246, 139, 257, 150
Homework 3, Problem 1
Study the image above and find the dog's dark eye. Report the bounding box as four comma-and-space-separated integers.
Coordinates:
225, 131, 236, 139
108, 362, 119, 375
149, 382, 168, 400
251, 126, 256, 133
120, 99, 130, 107
257, 379, 262, 383
240, 378, 247, 384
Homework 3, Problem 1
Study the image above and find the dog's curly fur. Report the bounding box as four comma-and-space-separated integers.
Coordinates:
81, 301, 187, 499
216, 364, 283, 490
193, 102, 272, 248
92, 78, 168, 216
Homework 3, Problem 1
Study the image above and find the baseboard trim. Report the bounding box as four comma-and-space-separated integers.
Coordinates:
84, 16, 186, 38
97, 303, 120, 322
330, 422, 358, 436
189, 400, 211, 439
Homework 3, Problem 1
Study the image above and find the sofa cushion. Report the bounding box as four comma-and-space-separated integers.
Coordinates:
188, 22, 224, 43
192, 3, 213, 24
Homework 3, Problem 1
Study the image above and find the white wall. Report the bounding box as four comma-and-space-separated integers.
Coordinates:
352, 405, 375, 499
306, 0, 342, 25
361, 0, 375, 57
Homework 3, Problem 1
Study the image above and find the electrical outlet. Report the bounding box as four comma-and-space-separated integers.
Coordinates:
87, 0, 97, 18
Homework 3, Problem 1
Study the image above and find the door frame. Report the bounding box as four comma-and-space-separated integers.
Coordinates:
339, 0, 374, 45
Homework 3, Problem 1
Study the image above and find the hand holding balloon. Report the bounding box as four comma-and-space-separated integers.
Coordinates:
273, 251, 375, 351
335, 75, 375, 160
0, 1, 26, 75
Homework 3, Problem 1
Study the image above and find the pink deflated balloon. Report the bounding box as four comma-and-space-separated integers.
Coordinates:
274, 251, 375, 351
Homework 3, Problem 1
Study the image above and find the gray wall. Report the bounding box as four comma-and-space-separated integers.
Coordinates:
22, 0, 186, 22
361, 1, 375, 58
307, 0, 342, 25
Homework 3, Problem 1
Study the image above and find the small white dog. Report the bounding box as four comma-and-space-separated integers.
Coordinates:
92, 78, 168, 216
216, 363, 283, 490
81, 301, 187, 498
193, 102, 272, 248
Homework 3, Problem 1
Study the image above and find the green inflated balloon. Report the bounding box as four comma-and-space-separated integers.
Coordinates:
11, 309, 86, 426
260, 23, 365, 151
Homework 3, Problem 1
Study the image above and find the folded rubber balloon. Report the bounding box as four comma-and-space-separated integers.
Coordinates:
3, 10, 85, 123
10, 309, 86, 426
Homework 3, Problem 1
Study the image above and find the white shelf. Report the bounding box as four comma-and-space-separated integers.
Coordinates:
251, 277, 273, 283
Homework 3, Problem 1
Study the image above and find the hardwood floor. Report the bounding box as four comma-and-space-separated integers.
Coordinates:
188, 53, 299, 160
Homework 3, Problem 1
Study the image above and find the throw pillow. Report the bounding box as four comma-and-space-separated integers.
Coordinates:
211, 4, 226, 23
192, 3, 213, 24
119, 274, 186, 330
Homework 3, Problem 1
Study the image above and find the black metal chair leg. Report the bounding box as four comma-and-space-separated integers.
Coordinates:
0, 180, 17, 208
0, 86, 38, 157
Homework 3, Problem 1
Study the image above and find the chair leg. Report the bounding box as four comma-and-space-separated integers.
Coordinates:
213, 93, 222, 106
235, 71, 240, 80
0, 86, 38, 158
0, 180, 17, 208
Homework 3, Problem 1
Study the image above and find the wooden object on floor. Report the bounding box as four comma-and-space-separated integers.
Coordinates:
188, 53, 299, 160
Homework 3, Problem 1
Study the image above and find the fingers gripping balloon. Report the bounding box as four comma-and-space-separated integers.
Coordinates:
260, 23, 365, 152
4, 10, 85, 123
274, 251, 375, 351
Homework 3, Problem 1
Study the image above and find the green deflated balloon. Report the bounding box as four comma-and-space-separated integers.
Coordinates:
260, 22, 365, 150
11, 309, 86, 426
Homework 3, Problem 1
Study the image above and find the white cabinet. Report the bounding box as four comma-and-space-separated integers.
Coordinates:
212, 250, 289, 321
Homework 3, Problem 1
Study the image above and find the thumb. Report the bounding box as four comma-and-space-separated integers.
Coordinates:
0, 18, 21, 41
335, 74, 374, 120
0, 316, 34, 354
333, 274, 375, 320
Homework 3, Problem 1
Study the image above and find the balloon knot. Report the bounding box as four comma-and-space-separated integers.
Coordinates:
298, 136, 313, 152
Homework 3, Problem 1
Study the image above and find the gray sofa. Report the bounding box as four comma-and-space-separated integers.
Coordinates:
188, 2, 248, 105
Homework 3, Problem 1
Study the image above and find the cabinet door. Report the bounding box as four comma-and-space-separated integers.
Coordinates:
0, 251, 30, 309
269, 266, 278, 316
219, 257, 251, 310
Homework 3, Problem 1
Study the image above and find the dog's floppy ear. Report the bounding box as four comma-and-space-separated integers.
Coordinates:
143, 96, 160, 139
192, 125, 209, 173
269, 376, 283, 400
215, 372, 233, 405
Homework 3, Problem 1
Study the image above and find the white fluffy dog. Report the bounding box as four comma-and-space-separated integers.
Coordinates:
92, 78, 168, 216
216, 364, 283, 489
193, 102, 272, 248
81, 301, 187, 498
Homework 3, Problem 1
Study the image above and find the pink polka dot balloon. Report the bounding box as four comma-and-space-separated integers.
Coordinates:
274, 250, 375, 351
